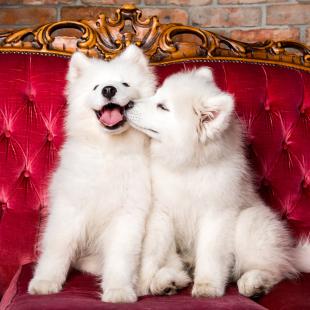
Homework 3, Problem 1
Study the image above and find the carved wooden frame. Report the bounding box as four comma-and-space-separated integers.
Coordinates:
0, 3, 309, 71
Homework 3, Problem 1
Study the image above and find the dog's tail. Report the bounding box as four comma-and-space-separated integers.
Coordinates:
295, 237, 310, 273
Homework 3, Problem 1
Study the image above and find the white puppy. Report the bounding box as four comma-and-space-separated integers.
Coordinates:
28, 45, 156, 303
125, 68, 310, 298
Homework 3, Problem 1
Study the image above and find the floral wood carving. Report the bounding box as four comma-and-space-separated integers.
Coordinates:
0, 3, 309, 71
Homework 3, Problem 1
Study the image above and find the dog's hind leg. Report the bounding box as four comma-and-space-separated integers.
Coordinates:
234, 204, 297, 298
137, 209, 175, 296
237, 269, 281, 297
150, 248, 191, 295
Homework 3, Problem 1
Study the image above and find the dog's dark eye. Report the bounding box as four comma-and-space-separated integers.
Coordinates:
93, 85, 99, 91
122, 82, 130, 87
157, 103, 169, 111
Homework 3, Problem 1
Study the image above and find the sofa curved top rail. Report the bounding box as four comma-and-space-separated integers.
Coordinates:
0, 3, 309, 71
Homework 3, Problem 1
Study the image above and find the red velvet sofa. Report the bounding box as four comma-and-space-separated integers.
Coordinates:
0, 5, 310, 310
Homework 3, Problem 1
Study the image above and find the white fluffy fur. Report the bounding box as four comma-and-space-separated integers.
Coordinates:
126, 68, 310, 298
28, 45, 156, 303
295, 238, 310, 273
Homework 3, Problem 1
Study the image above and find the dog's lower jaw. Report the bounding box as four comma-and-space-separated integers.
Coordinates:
102, 124, 129, 135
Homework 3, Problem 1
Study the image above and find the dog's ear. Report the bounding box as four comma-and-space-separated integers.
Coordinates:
118, 44, 148, 68
195, 67, 214, 82
67, 52, 91, 83
198, 93, 234, 143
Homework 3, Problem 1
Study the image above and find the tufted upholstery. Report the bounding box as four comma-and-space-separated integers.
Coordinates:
0, 53, 309, 309
0, 54, 67, 293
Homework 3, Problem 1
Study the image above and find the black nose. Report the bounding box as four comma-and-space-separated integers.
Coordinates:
126, 101, 135, 110
102, 86, 117, 99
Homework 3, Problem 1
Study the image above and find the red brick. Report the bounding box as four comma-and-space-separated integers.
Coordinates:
142, 8, 188, 24
229, 28, 300, 43
267, 4, 310, 25
212, 29, 229, 37
145, 0, 213, 4
0, 0, 22, 4
306, 28, 310, 46
61, 7, 115, 20
190, 7, 262, 27
81, 0, 140, 4
219, 0, 285, 3
0, 8, 56, 25
0, 0, 75, 3
144, 0, 166, 4
219, 0, 264, 3
23, 0, 74, 4
167, 0, 212, 4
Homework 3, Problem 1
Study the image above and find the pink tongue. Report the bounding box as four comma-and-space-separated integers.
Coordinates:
100, 108, 123, 126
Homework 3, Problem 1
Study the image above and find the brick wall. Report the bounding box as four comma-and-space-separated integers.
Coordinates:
0, 0, 309, 45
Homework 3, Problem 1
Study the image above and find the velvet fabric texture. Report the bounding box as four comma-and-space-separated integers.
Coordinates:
0, 54, 309, 309
1, 263, 269, 310
2, 265, 310, 309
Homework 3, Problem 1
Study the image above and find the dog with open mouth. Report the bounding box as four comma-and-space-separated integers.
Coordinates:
125, 68, 310, 299
28, 45, 156, 303
92, 80, 135, 133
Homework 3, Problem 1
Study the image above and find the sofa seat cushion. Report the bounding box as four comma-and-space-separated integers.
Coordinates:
0, 263, 266, 310
258, 273, 310, 310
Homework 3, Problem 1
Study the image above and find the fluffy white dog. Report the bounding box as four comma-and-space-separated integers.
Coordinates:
125, 68, 310, 298
28, 45, 156, 303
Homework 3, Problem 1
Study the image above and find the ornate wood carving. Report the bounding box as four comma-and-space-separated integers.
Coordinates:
0, 3, 309, 71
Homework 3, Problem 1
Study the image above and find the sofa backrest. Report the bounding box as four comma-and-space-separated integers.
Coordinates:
0, 53, 309, 294
0, 3, 309, 296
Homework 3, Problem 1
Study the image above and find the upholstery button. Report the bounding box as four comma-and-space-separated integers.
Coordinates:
264, 105, 270, 111
282, 142, 288, 150
23, 170, 30, 178
4, 130, 11, 138
27, 95, 35, 105
302, 177, 309, 189
47, 133, 54, 141
0, 202, 6, 219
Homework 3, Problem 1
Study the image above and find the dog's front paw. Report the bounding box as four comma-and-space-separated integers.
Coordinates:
237, 270, 277, 298
102, 286, 137, 303
192, 281, 225, 298
28, 278, 62, 295
150, 268, 191, 295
